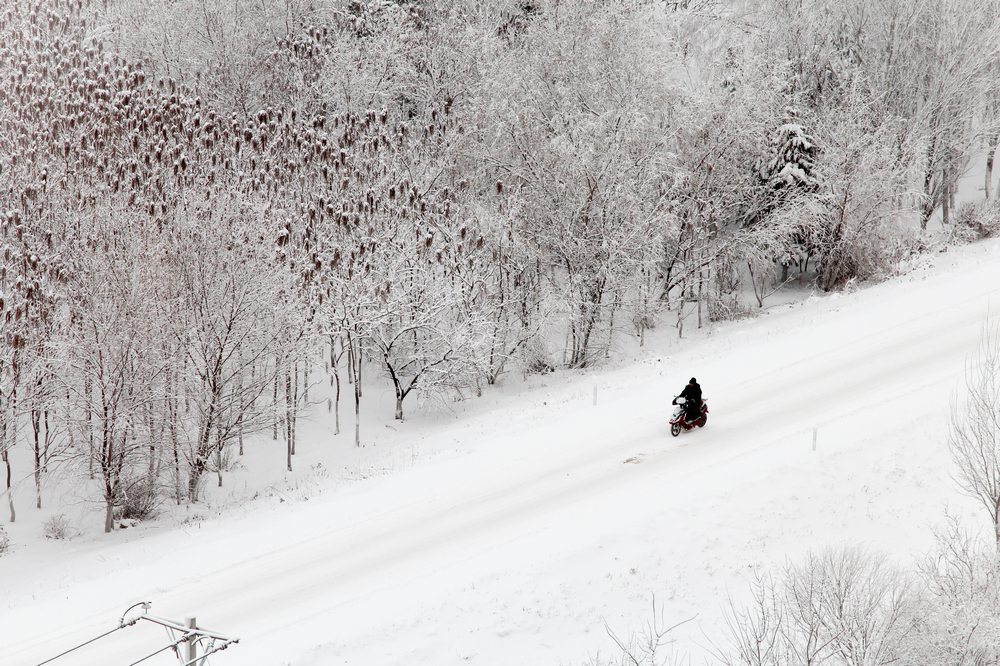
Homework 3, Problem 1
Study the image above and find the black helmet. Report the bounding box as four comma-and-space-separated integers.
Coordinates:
689, 377, 697, 384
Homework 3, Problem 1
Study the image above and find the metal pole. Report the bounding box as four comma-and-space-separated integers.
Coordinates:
185, 616, 197, 666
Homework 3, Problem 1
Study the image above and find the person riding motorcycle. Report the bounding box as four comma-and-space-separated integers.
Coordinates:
675, 378, 702, 423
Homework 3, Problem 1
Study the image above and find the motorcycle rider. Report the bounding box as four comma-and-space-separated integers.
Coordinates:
676, 378, 702, 423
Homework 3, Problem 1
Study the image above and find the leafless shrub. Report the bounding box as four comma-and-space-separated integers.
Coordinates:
720, 572, 782, 666
114, 477, 161, 522
907, 513, 1000, 666
794, 547, 916, 666
0, 525, 8, 554
709, 247, 755, 322
209, 445, 241, 475
707, 296, 757, 323
43, 514, 72, 540
717, 546, 918, 666
951, 200, 1000, 243
589, 597, 692, 666
949, 320, 1000, 545
519, 338, 555, 375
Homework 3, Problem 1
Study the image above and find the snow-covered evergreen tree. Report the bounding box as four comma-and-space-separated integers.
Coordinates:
759, 112, 820, 193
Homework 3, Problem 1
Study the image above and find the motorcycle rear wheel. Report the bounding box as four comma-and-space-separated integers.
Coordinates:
698, 413, 707, 427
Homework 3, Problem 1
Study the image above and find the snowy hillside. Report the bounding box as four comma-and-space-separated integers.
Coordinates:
3, 239, 999, 666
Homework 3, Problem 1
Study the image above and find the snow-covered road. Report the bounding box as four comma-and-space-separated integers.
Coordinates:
3, 242, 999, 666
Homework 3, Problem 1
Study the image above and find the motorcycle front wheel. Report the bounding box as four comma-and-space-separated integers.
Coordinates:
670, 422, 681, 437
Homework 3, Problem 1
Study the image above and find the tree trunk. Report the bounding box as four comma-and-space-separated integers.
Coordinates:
216, 422, 224, 487
32, 409, 41, 509
190, 392, 218, 502
382, 352, 407, 422
2, 444, 13, 523
920, 166, 935, 230
188, 457, 206, 501
332, 339, 341, 435
347, 335, 355, 386
104, 475, 115, 533
942, 178, 951, 226
238, 353, 246, 456
606, 292, 617, 359
994, 501, 1000, 545
677, 290, 686, 339
168, 368, 182, 504
355, 340, 362, 398
147, 407, 157, 479
173, 435, 181, 505
104, 498, 114, 533
44, 410, 51, 476
86, 374, 93, 480
272, 359, 280, 441
292, 363, 299, 454
987, 132, 998, 201
698, 260, 704, 330
354, 344, 361, 448
993, 494, 1000, 546
64, 387, 74, 466
285, 368, 293, 468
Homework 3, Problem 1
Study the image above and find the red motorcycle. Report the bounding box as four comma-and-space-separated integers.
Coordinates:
670, 396, 708, 436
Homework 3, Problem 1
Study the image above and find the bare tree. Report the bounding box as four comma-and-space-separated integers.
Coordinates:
168, 207, 304, 501
909, 513, 1000, 665
480, 1, 676, 367
62, 216, 166, 533
719, 572, 783, 666
811, 84, 920, 291
0, 0, 134, 523
599, 596, 691, 666
949, 321, 1000, 545
718, 546, 917, 666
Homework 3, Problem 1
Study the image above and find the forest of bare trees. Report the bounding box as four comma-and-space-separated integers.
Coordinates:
2, 0, 999, 529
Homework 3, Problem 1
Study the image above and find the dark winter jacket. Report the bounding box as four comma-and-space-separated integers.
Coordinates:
679, 381, 702, 415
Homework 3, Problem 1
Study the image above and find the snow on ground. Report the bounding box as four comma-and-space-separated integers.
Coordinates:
2, 239, 1000, 666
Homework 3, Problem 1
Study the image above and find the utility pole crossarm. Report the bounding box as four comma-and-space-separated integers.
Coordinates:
35, 603, 239, 666
141, 614, 240, 666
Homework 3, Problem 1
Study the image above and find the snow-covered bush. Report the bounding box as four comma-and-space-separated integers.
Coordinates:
907, 516, 1000, 665
43, 515, 72, 540
707, 296, 757, 323
949, 319, 1000, 544
114, 478, 161, 523
586, 598, 687, 666
0, 525, 8, 554
717, 532, 1000, 666
811, 109, 917, 291
819, 223, 925, 290
518, 337, 556, 376
707, 247, 752, 322
951, 200, 1000, 244
718, 546, 918, 666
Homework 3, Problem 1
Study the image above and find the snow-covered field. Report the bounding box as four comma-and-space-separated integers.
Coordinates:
3, 239, 999, 666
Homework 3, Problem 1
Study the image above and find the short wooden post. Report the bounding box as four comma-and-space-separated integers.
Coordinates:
812, 428, 817, 451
